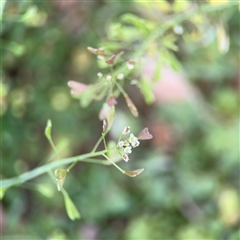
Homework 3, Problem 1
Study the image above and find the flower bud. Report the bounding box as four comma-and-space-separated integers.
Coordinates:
122, 154, 129, 162
99, 103, 115, 130
107, 96, 117, 106
67, 81, 89, 95
122, 126, 130, 135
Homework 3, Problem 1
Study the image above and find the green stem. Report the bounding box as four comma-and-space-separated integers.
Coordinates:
102, 133, 108, 150
115, 81, 128, 98
1, 150, 108, 189
67, 157, 107, 172
0, 0, 7, 21
102, 153, 125, 174
91, 135, 103, 153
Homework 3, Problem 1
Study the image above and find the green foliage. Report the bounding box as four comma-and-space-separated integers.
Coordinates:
1, 0, 239, 239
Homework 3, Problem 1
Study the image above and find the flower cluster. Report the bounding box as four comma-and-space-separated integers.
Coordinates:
117, 126, 152, 162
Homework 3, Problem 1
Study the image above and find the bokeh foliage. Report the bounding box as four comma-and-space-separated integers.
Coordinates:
1, 1, 239, 239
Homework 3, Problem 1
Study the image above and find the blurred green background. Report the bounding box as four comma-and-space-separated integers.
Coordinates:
1, 1, 239, 239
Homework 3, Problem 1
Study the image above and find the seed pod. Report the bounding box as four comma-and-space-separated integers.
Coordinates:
55, 169, 67, 191
105, 55, 116, 65
137, 127, 153, 140
87, 46, 105, 56
124, 168, 144, 177
125, 96, 139, 117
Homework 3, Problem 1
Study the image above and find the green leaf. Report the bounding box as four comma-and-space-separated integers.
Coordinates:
153, 58, 162, 82
158, 49, 181, 71
44, 119, 52, 141
161, 34, 179, 52
36, 184, 54, 198
139, 78, 155, 104
98, 42, 122, 52
62, 191, 81, 220
0, 187, 6, 200
120, 13, 147, 29
172, 0, 190, 12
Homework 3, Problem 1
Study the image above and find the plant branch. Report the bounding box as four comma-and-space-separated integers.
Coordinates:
112, 2, 238, 79
1, 150, 109, 189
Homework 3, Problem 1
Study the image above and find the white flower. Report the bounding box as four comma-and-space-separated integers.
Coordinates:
122, 126, 130, 135
173, 25, 184, 35
124, 146, 132, 154
131, 140, 140, 148
117, 73, 124, 80
128, 133, 139, 147
118, 141, 124, 148
106, 75, 112, 81
97, 72, 103, 78
122, 154, 129, 162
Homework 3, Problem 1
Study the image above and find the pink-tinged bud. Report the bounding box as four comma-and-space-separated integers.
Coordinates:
125, 96, 139, 117
122, 126, 130, 135
122, 154, 129, 162
137, 127, 153, 140
87, 46, 105, 56
67, 81, 89, 95
124, 168, 144, 177
105, 55, 116, 65
99, 103, 115, 130
107, 96, 118, 106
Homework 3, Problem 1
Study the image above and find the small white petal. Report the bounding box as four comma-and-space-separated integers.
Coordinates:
117, 73, 124, 80
118, 141, 124, 148
106, 75, 112, 81
97, 72, 103, 78
124, 146, 132, 154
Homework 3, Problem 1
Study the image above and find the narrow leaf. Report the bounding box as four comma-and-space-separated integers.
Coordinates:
44, 119, 52, 141
62, 191, 81, 220
0, 188, 6, 200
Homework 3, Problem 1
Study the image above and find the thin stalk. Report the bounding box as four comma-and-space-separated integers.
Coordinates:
91, 135, 103, 153
114, 81, 128, 98
102, 153, 125, 174
102, 133, 108, 150
67, 158, 107, 172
